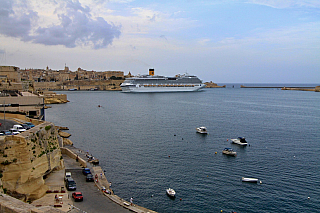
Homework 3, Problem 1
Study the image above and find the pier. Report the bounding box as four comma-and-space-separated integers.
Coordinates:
240, 85, 318, 91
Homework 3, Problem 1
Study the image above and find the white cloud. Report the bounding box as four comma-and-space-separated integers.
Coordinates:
247, 0, 320, 8
198, 38, 211, 46
0, 0, 121, 49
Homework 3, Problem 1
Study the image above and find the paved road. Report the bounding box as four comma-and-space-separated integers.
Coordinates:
68, 169, 131, 213
0, 119, 18, 131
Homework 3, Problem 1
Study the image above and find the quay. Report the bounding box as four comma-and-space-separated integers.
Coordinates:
31, 145, 157, 213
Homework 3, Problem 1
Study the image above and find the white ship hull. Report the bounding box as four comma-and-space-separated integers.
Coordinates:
121, 69, 206, 93
121, 84, 206, 93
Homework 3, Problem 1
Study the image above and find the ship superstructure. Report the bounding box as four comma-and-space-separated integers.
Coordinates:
120, 69, 206, 93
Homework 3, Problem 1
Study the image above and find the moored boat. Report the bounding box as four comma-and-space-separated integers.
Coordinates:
222, 148, 237, 156
231, 137, 248, 146
196, 126, 207, 134
166, 188, 176, 197
241, 177, 259, 183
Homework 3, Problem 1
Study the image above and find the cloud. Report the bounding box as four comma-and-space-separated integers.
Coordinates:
0, 0, 38, 40
159, 35, 167, 41
0, 0, 121, 49
247, 0, 320, 9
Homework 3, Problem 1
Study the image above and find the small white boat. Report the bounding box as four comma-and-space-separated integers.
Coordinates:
166, 188, 176, 197
231, 137, 248, 146
241, 177, 259, 183
222, 148, 237, 156
196, 127, 207, 134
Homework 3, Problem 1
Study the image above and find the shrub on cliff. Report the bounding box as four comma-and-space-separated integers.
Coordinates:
45, 125, 52, 131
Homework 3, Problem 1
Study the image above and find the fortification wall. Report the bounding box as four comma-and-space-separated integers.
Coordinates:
0, 122, 64, 201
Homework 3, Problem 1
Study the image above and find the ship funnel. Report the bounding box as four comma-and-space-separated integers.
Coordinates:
149, 69, 154, 76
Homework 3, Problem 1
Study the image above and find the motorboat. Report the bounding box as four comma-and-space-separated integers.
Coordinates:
241, 177, 259, 183
166, 188, 176, 197
222, 148, 237, 156
231, 137, 248, 146
196, 127, 207, 134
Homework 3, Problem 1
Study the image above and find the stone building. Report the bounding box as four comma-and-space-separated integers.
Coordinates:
0, 66, 21, 83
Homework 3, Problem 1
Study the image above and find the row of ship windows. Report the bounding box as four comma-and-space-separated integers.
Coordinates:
138, 84, 200, 87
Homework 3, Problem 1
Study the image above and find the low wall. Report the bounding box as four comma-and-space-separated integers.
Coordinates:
0, 193, 63, 213
60, 147, 87, 168
0, 113, 26, 121
0, 113, 45, 126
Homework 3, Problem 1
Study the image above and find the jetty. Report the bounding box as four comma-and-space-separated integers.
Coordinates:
241, 85, 320, 92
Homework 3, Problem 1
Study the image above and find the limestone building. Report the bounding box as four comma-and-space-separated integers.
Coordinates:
0, 66, 21, 83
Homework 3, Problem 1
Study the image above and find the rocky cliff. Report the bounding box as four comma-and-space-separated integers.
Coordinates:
205, 81, 226, 88
0, 122, 64, 201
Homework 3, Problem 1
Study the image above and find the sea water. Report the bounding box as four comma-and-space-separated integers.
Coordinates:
46, 86, 320, 213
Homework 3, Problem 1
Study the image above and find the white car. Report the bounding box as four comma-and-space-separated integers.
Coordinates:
9, 129, 20, 135
11, 124, 26, 133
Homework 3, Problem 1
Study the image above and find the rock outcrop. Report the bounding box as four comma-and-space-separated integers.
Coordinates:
63, 138, 73, 146
0, 122, 64, 201
42, 92, 69, 104
205, 81, 226, 88
58, 131, 71, 138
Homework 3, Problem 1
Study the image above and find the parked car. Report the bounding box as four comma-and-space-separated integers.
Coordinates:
21, 123, 30, 130
24, 122, 35, 128
65, 177, 76, 191
0, 130, 12, 135
86, 174, 94, 182
64, 172, 71, 181
72, 192, 83, 201
10, 124, 26, 132
10, 129, 20, 135
82, 168, 91, 175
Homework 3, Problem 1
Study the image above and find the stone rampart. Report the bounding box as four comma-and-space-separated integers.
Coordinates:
60, 147, 86, 168
0, 122, 64, 201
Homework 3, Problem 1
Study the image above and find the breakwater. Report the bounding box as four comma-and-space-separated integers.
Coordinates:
241, 85, 319, 91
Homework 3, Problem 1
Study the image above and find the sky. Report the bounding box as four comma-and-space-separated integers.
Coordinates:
0, 0, 319, 83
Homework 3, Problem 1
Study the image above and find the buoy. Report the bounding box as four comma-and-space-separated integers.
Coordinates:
215, 152, 217, 154
308, 197, 310, 199
168, 155, 170, 158
227, 139, 228, 141
136, 181, 137, 183
180, 198, 182, 201
221, 210, 223, 212
260, 181, 262, 184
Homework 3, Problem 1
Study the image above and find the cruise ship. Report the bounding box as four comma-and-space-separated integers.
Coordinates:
120, 69, 206, 93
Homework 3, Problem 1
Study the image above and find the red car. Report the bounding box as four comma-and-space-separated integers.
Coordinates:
72, 192, 83, 201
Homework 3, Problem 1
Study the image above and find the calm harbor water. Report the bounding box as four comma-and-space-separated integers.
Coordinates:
46, 85, 320, 213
